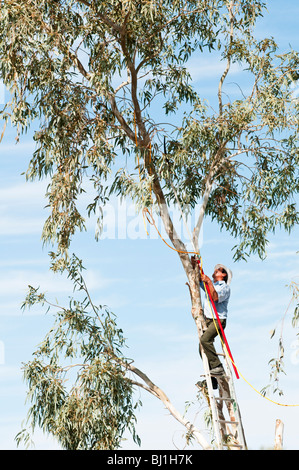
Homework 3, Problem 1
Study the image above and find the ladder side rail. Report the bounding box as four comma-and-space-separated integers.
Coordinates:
222, 348, 247, 449
201, 351, 223, 449
216, 373, 241, 448
214, 349, 244, 449
218, 360, 241, 449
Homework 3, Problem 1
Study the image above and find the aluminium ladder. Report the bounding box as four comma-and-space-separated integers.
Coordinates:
197, 348, 247, 450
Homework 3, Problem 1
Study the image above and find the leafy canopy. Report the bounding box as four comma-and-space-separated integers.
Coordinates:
16, 254, 140, 450
0, 0, 298, 261
1, 0, 299, 452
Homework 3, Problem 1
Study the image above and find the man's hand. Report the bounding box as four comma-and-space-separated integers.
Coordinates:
202, 274, 219, 302
201, 274, 211, 284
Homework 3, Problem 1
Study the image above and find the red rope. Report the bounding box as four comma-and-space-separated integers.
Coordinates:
198, 260, 239, 379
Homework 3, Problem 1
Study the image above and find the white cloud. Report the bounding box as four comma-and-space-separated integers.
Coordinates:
0, 140, 35, 154
0, 180, 48, 205
0, 216, 45, 236
0, 180, 48, 236
0, 265, 117, 318
187, 56, 243, 82
0, 366, 20, 382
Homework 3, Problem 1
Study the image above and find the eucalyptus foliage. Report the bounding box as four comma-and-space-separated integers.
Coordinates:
16, 254, 140, 450
1, 0, 299, 450
262, 278, 299, 398
0, 0, 298, 261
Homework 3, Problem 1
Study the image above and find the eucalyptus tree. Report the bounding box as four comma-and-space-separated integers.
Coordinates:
262, 278, 299, 399
16, 256, 141, 450
1, 0, 298, 450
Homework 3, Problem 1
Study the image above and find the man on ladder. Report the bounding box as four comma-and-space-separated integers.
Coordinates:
192, 258, 233, 377
192, 258, 247, 450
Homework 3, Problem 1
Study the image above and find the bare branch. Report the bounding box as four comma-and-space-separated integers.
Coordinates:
114, 69, 131, 94
126, 362, 212, 450
108, 94, 136, 141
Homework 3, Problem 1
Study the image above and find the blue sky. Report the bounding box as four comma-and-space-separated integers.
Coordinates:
0, 1, 299, 450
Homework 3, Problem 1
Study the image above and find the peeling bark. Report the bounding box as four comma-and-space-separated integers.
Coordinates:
127, 362, 212, 450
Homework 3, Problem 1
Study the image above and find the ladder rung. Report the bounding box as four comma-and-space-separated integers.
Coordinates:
210, 374, 230, 379
215, 396, 234, 402
200, 374, 230, 379
217, 419, 239, 425
223, 443, 243, 448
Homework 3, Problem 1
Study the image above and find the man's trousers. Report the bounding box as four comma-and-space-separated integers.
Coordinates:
199, 318, 226, 370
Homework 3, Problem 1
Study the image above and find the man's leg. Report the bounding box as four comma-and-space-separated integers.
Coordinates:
200, 319, 226, 371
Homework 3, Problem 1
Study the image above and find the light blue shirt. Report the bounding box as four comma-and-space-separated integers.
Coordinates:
200, 280, 230, 320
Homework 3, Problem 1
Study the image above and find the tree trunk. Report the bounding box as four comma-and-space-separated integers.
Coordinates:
188, 262, 206, 337
127, 361, 212, 450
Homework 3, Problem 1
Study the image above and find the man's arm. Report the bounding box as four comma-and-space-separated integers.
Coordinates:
201, 274, 218, 302
191, 257, 219, 300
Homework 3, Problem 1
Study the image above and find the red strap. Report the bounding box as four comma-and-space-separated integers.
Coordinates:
198, 261, 239, 379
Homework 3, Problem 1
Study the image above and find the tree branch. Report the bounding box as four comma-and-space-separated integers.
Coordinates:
192, 147, 228, 252
218, 1, 234, 115
126, 362, 212, 450
109, 94, 136, 141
